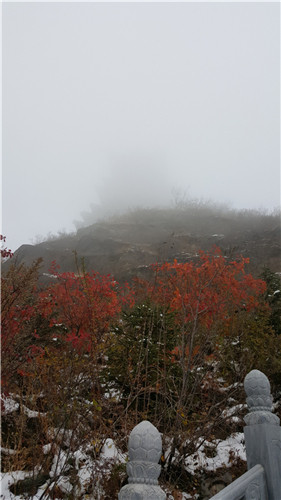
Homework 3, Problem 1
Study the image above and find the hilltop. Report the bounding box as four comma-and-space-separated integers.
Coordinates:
5, 205, 280, 283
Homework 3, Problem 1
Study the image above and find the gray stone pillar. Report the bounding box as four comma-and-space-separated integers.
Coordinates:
118, 420, 166, 500
244, 369, 281, 500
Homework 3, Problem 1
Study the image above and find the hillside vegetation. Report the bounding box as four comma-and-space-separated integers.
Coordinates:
1, 204, 281, 499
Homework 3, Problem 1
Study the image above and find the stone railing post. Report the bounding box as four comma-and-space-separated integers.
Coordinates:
244, 369, 281, 500
118, 420, 166, 499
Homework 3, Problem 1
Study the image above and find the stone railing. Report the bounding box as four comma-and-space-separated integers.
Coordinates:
118, 370, 281, 499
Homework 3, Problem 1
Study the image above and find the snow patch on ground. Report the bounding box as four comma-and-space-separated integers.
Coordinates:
0, 438, 127, 500
100, 438, 126, 461
1, 395, 19, 415
184, 433, 246, 473
1, 471, 33, 499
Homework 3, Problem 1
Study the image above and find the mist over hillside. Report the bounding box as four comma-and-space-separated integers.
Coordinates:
73, 189, 231, 230
4, 1, 279, 272
5, 201, 280, 284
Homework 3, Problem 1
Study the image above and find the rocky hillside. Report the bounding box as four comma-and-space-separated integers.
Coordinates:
6, 206, 281, 283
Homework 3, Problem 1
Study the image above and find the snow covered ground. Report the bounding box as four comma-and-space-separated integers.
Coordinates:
0, 438, 126, 499
1, 380, 249, 499
0, 430, 246, 499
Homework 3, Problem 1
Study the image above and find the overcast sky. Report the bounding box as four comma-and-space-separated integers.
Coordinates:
2, 1, 280, 251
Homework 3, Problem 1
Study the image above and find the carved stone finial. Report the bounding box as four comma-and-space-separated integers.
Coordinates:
243, 370, 281, 499
118, 420, 166, 499
244, 370, 279, 425
127, 420, 162, 484
244, 370, 272, 412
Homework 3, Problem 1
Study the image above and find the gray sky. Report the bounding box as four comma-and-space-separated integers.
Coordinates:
2, 1, 280, 251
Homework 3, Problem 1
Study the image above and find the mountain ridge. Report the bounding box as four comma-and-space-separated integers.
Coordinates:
6, 206, 280, 283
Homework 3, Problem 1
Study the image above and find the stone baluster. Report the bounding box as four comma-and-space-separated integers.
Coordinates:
244, 369, 281, 500
118, 420, 166, 500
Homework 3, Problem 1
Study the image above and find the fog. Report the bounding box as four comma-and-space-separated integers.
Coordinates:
2, 2, 280, 251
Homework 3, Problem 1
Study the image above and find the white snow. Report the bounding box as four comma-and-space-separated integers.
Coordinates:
0, 471, 34, 500
100, 438, 123, 460
1, 396, 46, 418
184, 433, 246, 473
221, 404, 245, 419
55, 476, 73, 495
49, 449, 68, 478
1, 390, 248, 499
0, 448, 17, 456
42, 443, 52, 454
1, 396, 19, 415
0, 431, 246, 499
22, 405, 47, 418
